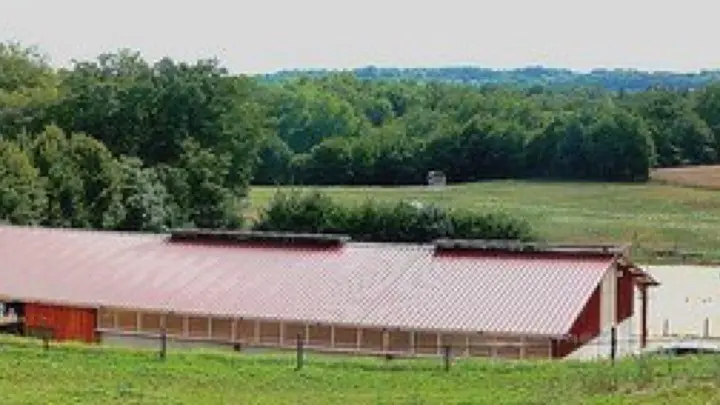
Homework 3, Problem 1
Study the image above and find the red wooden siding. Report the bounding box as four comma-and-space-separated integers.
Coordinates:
25, 303, 97, 343
616, 267, 635, 323
551, 284, 601, 358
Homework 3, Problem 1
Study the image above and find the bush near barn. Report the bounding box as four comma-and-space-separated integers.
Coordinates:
252, 189, 535, 242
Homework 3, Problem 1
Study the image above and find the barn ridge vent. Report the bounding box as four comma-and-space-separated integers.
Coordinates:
168, 229, 351, 248
433, 239, 630, 257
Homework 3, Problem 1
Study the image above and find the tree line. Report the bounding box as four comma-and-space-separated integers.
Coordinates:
264, 66, 720, 92
2, 42, 720, 235
255, 76, 715, 185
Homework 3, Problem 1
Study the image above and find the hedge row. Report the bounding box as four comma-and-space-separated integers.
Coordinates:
252, 190, 534, 243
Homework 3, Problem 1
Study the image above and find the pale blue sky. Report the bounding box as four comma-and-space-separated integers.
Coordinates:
2, 0, 719, 74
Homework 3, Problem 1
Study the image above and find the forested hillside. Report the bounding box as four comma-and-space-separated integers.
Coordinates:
264, 66, 720, 91
2, 42, 720, 233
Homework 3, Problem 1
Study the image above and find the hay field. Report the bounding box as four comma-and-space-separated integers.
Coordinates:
652, 165, 720, 189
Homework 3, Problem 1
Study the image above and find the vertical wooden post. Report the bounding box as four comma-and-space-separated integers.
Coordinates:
233, 319, 242, 352
182, 316, 189, 337
159, 319, 168, 361
231, 319, 238, 343
443, 345, 451, 372
703, 318, 710, 338
96, 308, 102, 330
330, 325, 336, 349
254, 320, 260, 344
207, 317, 213, 339
41, 316, 49, 351
409, 331, 416, 355
640, 286, 649, 348
295, 333, 304, 371
356, 328, 362, 351
610, 326, 617, 365
279, 321, 285, 346
136, 312, 142, 332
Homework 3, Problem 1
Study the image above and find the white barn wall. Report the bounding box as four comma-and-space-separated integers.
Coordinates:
599, 264, 618, 332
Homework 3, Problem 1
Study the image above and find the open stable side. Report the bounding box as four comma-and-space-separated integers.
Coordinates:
95, 307, 555, 360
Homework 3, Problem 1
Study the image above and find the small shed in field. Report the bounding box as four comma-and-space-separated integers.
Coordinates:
427, 170, 447, 187
0, 226, 658, 359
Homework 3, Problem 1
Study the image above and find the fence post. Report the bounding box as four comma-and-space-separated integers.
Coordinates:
703, 318, 710, 338
41, 317, 49, 351
443, 345, 451, 372
610, 327, 617, 365
159, 326, 168, 361
662, 319, 669, 337
295, 333, 304, 371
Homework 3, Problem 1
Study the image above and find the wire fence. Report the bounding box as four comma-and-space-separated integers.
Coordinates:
630, 238, 720, 265
2, 327, 720, 403
11, 324, 720, 368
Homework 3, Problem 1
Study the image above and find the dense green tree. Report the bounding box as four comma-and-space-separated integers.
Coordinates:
585, 109, 655, 181
173, 140, 244, 229
427, 116, 527, 182
272, 84, 365, 153
31, 125, 89, 227
630, 90, 715, 166
52, 51, 264, 176
68, 132, 125, 228
30, 125, 125, 228
0, 139, 47, 224
115, 157, 171, 232
0, 42, 59, 135
299, 137, 354, 185
693, 84, 720, 158
527, 108, 654, 181
252, 135, 294, 185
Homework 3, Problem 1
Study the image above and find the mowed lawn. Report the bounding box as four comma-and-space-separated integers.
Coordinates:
248, 181, 720, 263
1, 337, 719, 405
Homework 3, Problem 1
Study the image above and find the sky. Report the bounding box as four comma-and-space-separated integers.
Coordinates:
2, 0, 719, 74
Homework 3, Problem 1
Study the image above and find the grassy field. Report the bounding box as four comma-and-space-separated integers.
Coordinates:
1, 337, 719, 405
248, 180, 720, 263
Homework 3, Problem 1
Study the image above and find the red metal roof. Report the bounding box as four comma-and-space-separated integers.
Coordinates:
0, 226, 616, 337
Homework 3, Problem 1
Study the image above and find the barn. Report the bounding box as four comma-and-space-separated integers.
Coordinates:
0, 225, 658, 360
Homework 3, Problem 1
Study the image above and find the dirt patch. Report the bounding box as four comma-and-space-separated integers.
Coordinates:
652, 166, 720, 190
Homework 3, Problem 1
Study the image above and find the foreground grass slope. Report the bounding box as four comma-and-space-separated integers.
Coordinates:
249, 181, 720, 263
0, 337, 718, 405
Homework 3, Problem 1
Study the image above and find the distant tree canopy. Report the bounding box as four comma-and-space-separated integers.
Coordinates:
263, 66, 720, 92
2, 42, 720, 233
